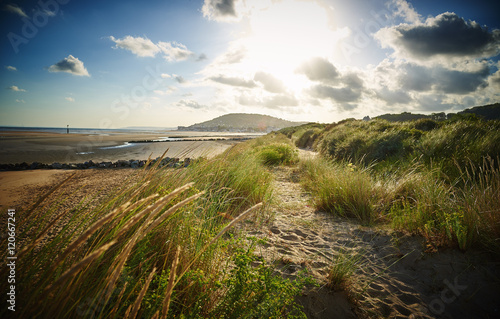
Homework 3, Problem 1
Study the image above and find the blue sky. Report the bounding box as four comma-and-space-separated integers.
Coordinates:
1, 0, 499, 128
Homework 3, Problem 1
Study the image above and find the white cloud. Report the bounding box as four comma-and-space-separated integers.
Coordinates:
177, 99, 206, 109
154, 86, 177, 96
158, 41, 194, 62
7, 85, 26, 92
65, 97, 75, 102
48, 55, 90, 77
6, 66, 17, 71
296, 57, 340, 84
4, 4, 28, 18
109, 36, 160, 57
388, 0, 421, 24
109, 36, 194, 62
16, 99, 25, 103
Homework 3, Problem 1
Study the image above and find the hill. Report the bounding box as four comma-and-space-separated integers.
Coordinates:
457, 103, 500, 120
374, 103, 500, 122
178, 113, 306, 133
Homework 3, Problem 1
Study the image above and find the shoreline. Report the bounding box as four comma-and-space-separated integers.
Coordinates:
0, 130, 246, 165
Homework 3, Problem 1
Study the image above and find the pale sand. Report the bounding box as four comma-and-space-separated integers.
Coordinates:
0, 131, 239, 164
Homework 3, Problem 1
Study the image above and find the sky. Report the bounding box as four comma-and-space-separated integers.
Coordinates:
0, 0, 499, 128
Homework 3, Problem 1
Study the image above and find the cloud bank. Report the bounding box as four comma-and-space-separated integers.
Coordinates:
376, 12, 500, 61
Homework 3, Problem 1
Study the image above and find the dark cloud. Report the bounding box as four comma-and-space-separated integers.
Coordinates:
378, 12, 500, 60
375, 87, 412, 105
398, 63, 489, 94
173, 74, 186, 84
399, 64, 434, 91
48, 55, 90, 76
202, 0, 238, 21
254, 72, 286, 93
434, 67, 489, 94
196, 53, 208, 61
341, 73, 364, 89
310, 85, 361, 103
210, 75, 256, 88
416, 94, 454, 111
296, 57, 340, 84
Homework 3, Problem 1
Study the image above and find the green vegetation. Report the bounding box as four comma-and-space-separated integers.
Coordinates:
2, 136, 310, 319
326, 249, 363, 291
4, 113, 500, 318
285, 117, 500, 252
374, 103, 500, 122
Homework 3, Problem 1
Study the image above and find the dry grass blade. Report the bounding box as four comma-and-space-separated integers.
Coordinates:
105, 187, 201, 299
174, 203, 263, 286
161, 246, 181, 319
19, 172, 77, 228
109, 282, 129, 317
143, 191, 205, 235
105, 233, 141, 301
143, 148, 170, 181
17, 207, 70, 258
117, 185, 197, 240
51, 201, 131, 271
126, 267, 157, 319
45, 241, 116, 295
114, 193, 160, 238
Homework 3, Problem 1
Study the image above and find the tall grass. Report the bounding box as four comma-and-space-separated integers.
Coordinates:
300, 157, 376, 223
3, 136, 311, 319
292, 118, 500, 252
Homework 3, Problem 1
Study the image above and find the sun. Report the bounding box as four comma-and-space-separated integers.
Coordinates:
239, 0, 343, 92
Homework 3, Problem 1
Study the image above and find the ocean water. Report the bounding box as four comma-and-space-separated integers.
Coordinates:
0, 126, 168, 135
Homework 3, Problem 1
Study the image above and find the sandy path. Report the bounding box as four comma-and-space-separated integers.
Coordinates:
243, 152, 500, 318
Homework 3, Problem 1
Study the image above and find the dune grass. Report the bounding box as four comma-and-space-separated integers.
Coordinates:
289, 118, 500, 252
2, 136, 311, 319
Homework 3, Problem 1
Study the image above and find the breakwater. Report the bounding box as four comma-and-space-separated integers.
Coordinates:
0, 157, 192, 171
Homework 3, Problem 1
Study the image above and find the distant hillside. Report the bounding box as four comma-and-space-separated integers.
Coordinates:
178, 113, 306, 133
457, 103, 500, 120
375, 103, 500, 122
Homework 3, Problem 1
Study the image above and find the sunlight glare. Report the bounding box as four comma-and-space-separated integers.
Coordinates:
241, 0, 339, 92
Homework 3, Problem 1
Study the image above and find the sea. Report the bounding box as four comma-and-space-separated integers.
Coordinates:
0, 126, 174, 135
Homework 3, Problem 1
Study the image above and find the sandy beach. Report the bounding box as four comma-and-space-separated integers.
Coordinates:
0, 130, 245, 164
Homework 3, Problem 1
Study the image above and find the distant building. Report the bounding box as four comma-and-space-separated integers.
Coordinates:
363, 116, 371, 121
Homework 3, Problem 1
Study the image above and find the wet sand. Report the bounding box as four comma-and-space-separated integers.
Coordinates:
0, 131, 242, 164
